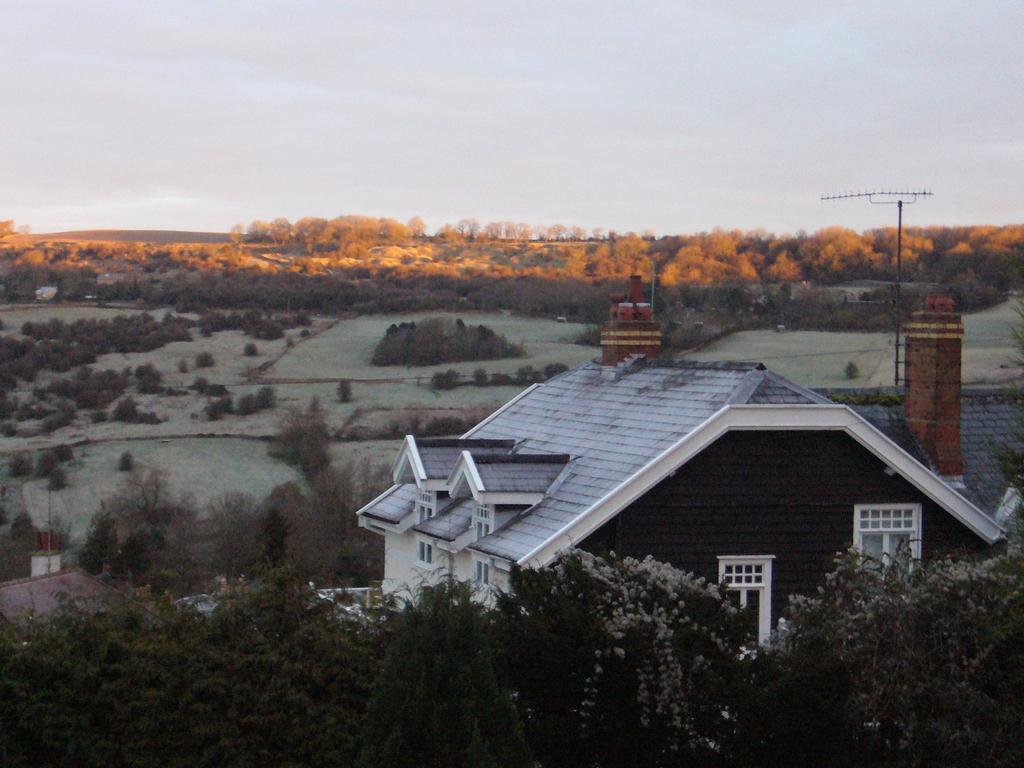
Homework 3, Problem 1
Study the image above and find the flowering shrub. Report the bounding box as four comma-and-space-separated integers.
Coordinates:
773, 551, 1024, 767
494, 550, 750, 768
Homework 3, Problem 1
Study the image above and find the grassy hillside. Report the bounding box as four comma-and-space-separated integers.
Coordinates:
687, 300, 1021, 387
26, 229, 231, 244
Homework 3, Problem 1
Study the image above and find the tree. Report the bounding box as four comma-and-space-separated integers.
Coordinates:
47, 466, 68, 490
771, 552, 1024, 768
194, 351, 215, 368
243, 342, 258, 356
8, 453, 31, 477
260, 506, 289, 568
358, 581, 531, 768
407, 216, 426, 238
0, 572, 378, 767
271, 398, 331, 478
205, 493, 260, 577
336, 380, 352, 403
493, 551, 750, 768
79, 510, 119, 574
118, 451, 134, 471
844, 361, 859, 380
0, 220, 14, 238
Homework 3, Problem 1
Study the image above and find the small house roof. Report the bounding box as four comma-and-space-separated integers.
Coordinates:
0, 568, 128, 625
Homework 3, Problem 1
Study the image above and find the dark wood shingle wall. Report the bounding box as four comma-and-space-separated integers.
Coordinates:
582, 430, 991, 623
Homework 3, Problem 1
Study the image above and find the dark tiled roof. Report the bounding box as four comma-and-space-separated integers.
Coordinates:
0, 568, 127, 625
836, 390, 1023, 515
961, 396, 1022, 512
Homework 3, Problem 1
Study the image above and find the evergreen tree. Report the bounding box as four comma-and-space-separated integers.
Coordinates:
260, 506, 289, 568
79, 511, 119, 574
358, 581, 530, 768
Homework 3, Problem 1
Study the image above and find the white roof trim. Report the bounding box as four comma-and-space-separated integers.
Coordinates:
518, 404, 1005, 568
391, 435, 427, 485
448, 450, 486, 500
461, 384, 541, 438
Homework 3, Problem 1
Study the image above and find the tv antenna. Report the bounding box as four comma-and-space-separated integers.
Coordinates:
820, 189, 933, 387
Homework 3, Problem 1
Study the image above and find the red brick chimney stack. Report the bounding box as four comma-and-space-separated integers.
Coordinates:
904, 294, 963, 476
601, 274, 661, 366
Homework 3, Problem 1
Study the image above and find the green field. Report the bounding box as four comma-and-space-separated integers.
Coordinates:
0, 303, 159, 329
687, 300, 1021, 388
16, 438, 305, 539
266, 311, 596, 382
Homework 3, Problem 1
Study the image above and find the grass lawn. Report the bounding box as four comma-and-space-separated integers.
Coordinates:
686, 300, 1021, 388
18, 437, 303, 540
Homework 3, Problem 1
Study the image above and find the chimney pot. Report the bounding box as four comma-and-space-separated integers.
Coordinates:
601, 276, 660, 366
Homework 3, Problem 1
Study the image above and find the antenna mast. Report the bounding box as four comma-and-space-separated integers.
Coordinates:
820, 189, 933, 387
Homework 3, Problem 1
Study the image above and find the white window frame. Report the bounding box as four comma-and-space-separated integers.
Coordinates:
416, 538, 433, 565
718, 555, 774, 645
417, 489, 435, 523
473, 502, 494, 541
853, 503, 922, 562
474, 557, 492, 587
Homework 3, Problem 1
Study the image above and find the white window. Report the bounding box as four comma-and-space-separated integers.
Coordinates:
854, 504, 921, 561
417, 490, 435, 523
416, 539, 433, 565
474, 559, 491, 586
718, 555, 774, 645
474, 503, 494, 541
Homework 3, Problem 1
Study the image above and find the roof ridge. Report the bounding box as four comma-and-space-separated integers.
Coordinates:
476, 454, 571, 465
416, 438, 516, 448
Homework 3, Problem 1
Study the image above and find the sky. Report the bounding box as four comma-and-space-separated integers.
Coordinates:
1, 1, 1022, 235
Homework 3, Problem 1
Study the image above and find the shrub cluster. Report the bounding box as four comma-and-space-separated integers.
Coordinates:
197, 309, 309, 340
111, 396, 161, 424
372, 317, 525, 367
205, 386, 275, 421
0, 314, 192, 387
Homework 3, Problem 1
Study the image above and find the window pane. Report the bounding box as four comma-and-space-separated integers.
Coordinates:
862, 533, 884, 559
888, 533, 911, 557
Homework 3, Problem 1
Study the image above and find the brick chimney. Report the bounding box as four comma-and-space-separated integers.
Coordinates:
31, 530, 62, 577
904, 294, 963, 476
601, 275, 661, 366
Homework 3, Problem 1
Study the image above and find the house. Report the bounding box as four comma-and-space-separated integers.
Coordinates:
357, 279, 1014, 641
0, 532, 129, 628
34, 285, 58, 302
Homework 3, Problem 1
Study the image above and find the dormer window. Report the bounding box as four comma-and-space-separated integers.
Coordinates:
474, 502, 494, 540
417, 490, 436, 523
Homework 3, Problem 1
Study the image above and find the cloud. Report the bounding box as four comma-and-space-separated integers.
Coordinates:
1, 1, 1021, 233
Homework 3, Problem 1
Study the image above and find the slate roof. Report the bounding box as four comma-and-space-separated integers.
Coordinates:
465, 360, 831, 562
416, 438, 515, 479
412, 498, 475, 541
361, 359, 1017, 563
474, 455, 571, 493
361, 483, 417, 524
835, 390, 1022, 515
0, 568, 128, 625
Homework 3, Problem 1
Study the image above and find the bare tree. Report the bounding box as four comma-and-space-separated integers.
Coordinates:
407, 216, 426, 238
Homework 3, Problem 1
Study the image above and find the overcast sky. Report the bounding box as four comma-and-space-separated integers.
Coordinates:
2, 1, 1021, 235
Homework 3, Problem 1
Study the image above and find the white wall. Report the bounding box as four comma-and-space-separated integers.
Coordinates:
381, 529, 511, 600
